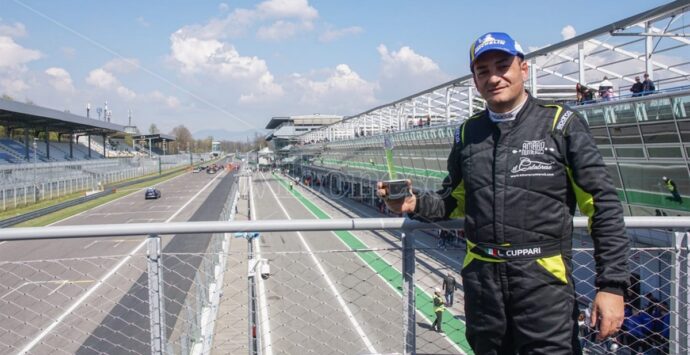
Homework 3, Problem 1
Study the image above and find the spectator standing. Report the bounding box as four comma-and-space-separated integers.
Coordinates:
417, 117, 424, 128
605, 88, 616, 101
442, 272, 457, 306
426, 115, 431, 126
437, 230, 447, 249
576, 83, 585, 103
642, 73, 656, 95
630, 77, 644, 97
599, 76, 614, 101
431, 288, 445, 332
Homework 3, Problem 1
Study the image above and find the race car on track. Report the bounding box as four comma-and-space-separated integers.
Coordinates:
144, 187, 161, 199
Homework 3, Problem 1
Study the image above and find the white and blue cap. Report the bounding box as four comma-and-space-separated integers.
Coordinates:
469, 32, 524, 71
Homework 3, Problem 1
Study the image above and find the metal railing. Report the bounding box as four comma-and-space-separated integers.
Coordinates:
0, 215, 688, 354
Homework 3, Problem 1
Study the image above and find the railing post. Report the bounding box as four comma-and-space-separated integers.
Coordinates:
671, 232, 689, 354
679, 232, 690, 353
147, 234, 166, 355
401, 229, 416, 355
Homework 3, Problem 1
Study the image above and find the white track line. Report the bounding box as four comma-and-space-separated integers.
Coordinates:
320, 192, 462, 268
249, 175, 273, 355
261, 173, 377, 354
47, 168, 191, 227
17, 171, 226, 355
279, 176, 466, 354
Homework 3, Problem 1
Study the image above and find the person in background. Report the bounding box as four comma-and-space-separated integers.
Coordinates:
576, 83, 586, 103
599, 76, 614, 100
442, 272, 457, 307
437, 230, 447, 249
662, 176, 682, 203
642, 73, 656, 95
630, 76, 644, 97
431, 288, 445, 333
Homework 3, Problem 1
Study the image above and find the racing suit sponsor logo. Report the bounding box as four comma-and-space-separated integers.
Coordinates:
455, 127, 461, 144
486, 247, 542, 258
555, 110, 573, 131
510, 157, 554, 174
512, 140, 555, 156
522, 140, 545, 155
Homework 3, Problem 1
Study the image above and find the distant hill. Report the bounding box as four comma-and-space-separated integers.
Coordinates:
193, 128, 267, 141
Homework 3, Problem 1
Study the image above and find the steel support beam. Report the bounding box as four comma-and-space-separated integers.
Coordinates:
147, 234, 166, 355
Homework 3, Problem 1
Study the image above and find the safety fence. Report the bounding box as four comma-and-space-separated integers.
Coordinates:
0, 218, 687, 354
0, 154, 206, 211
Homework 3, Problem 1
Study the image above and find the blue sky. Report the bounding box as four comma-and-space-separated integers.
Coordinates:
0, 0, 669, 138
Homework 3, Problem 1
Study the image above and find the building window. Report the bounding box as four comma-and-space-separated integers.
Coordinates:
647, 147, 682, 158
599, 147, 613, 157
615, 147, 645, 158
640, 122, 680, 144
590, 127, 611, 145
609, 125, 642, 145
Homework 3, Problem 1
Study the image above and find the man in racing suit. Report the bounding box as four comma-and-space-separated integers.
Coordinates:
378, 32, 630, 353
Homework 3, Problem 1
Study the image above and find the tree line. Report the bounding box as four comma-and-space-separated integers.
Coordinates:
163, 124, 267, 154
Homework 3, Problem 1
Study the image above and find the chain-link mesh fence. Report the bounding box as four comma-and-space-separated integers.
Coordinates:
0, 227, 688, 354
573, 246, 686, 354
0, 242, 687, 354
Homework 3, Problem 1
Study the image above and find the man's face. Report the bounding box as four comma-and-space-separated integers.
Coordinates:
472, 51, 529, 111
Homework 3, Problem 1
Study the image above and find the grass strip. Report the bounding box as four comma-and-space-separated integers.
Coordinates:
272, 173, 472, 354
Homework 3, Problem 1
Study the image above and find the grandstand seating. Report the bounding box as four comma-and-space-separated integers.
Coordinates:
151, 146, 164, 156
0, 137, 118, 163
46, 142, 71, 161
76, 135, 131, 158
0, 138, 49, 162
0, 143, 23, 164
0, 152, 17, 164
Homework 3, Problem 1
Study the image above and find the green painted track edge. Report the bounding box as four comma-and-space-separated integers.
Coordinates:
271, 172, 473, 354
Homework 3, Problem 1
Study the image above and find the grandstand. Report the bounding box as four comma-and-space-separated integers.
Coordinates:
0, 97, 126, 163
132, 133, 176, 157
277, 3, 690, 351
0, 98, 196, 209
293, 0, 690, 219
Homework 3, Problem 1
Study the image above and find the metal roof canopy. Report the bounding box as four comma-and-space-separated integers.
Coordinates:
0, 97, 126, 135
266, 115, 343, 130
132, 133, 176, 143
300, 0, 690, 143
266, 117, 290, 129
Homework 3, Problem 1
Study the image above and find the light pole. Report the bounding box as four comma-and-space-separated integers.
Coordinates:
187, 142, 192, 166
32, 137, 38, 202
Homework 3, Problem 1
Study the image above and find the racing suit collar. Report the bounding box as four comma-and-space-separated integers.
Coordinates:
484, 91, 534, 126
488, 94, 529, 123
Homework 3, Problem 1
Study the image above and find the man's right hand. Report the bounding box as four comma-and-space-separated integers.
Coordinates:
376, 180, 417, 214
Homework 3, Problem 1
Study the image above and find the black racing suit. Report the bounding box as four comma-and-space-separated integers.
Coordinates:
412, 95, 630, 354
